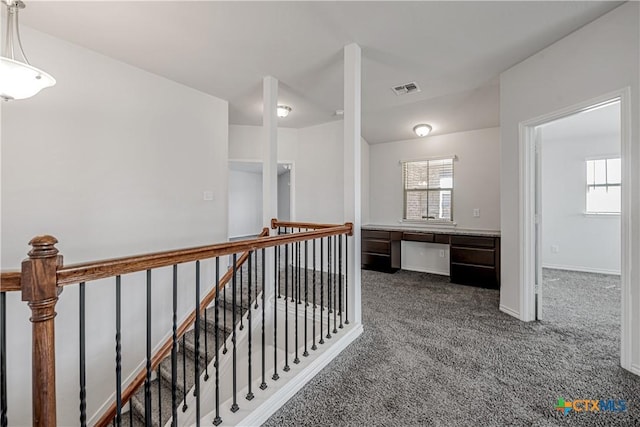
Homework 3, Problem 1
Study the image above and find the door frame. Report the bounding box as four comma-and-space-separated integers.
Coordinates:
518, 87, 632, 371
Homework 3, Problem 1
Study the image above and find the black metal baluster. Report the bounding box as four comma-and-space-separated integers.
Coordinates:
273, 244, 280, 381
303, 239, 309, 357
246, 251, 254, 401
115, 276, 122, 426
231, 254, 239, 413
345, 236, 349, 325
129, 402, 132, 426
254, 250, 259, 309
327, 237, 332, 339
172, 265, 178, 426
311, 239, 317, 351
145, 270, 152, 426
277, 228, 282, 299
223, 260, 228, 355
195, 261, 201, 426
339, 235, 343, 329
204, 303, 209, 382
260, 248, 267, 390
157, 366, 162, 426
239, 259, 243, 331
333, 236, 338, 335
290, 230, 295, 304
294, 238, 299, 365
0, 292, 6, 427
284, 241, 290, 372
213, 258, 222, 426
79, 282, 86, 427
182, 334, 187, 412
319, 238, 324, 345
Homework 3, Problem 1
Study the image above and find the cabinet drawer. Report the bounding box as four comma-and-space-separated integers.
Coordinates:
362, 239, 390, 254
402, 232, 434, 243
362, 230, 390, 240
434, 234, 450, 244
451, 247, 495, 266
450, 263, 498, 288
450, 235, 495, 248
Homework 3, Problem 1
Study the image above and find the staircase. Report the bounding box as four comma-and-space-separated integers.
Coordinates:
124, 261, 260, 427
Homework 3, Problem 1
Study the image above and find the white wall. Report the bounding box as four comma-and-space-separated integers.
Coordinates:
368, 127, 500, 275
499, 2, 639, 372
369, 127, 501, 230
541, 131, 620, 274
361, 138, 370, 225
229, 170, 263, 238
1, 27, 229, 424
229, 122, 369, 226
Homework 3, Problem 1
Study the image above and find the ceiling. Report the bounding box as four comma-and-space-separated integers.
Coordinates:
20, 1, 623, 144
541, 100, 621, 142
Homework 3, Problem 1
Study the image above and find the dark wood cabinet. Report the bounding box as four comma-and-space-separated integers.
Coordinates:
361, 227, 500, 289
361, 230, 402, 272
450, 235, 500, 289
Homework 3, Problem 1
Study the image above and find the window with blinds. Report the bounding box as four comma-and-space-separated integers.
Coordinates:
402, 158, 454, 221
586, 157, 621, 214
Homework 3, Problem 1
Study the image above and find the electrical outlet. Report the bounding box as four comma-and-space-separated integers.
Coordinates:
551, 245, 559, 254
473, 208, 480, 218
439, 250, 445, 258
203, 191, 214, 201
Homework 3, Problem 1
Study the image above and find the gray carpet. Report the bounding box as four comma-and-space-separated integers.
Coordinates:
263, 269, 639, 426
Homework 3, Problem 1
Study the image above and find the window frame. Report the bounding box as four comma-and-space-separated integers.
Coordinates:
585, 156, 621, 215
401, 157, 455, 223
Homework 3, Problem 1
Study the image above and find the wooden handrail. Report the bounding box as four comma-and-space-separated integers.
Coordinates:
271, 218, 345, 230
57, 224, 352, 287
0, 271, 21, 292
95, 228, 270, 427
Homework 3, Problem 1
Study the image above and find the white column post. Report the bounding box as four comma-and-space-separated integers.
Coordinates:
343, 44, 362, 324
263, 76, 278, 298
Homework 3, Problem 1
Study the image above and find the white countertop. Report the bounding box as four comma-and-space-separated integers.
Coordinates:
362, 223, 501, 237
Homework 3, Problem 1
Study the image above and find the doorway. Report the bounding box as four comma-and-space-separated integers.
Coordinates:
520, 89, 632, 371
536, 101, 621, 332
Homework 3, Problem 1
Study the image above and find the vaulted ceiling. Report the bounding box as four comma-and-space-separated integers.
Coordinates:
20, 1, 623, 144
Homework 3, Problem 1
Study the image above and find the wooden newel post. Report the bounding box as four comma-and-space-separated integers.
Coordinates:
21, 235, 63, 427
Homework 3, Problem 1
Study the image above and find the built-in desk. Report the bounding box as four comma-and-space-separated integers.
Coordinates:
361, 225, 501, 289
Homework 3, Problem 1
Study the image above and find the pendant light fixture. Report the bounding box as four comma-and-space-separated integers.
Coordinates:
0, 0, 56, 101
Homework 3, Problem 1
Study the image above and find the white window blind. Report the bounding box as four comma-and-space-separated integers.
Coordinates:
402, 158, 454, 221
586, 157, 621, 214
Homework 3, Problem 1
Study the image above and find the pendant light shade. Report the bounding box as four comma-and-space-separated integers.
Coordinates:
0, 57, 56, 101
1, 0, 56, 101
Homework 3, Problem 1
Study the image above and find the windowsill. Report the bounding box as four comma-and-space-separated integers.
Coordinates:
582, 212, 620, 217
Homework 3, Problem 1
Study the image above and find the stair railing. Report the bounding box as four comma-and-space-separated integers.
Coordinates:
0, 219, 353, 427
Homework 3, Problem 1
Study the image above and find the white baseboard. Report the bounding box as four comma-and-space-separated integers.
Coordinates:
499, 304, 521, 320
235, 323, 363, 426
631, 364, 640, 377
542, 264, 621, 276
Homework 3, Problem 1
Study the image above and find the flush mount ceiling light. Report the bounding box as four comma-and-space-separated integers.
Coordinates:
413, 124, 432, 137
277, 105, 292, 118
0, 0, 56, 101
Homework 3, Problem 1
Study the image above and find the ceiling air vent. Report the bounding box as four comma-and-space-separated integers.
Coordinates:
391, 81, 421, 96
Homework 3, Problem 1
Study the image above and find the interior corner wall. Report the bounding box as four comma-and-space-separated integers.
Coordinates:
368, 127, 501, 230
499, 2, 639, 371
541, 133, 621, 275
1, 26, 229, 424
